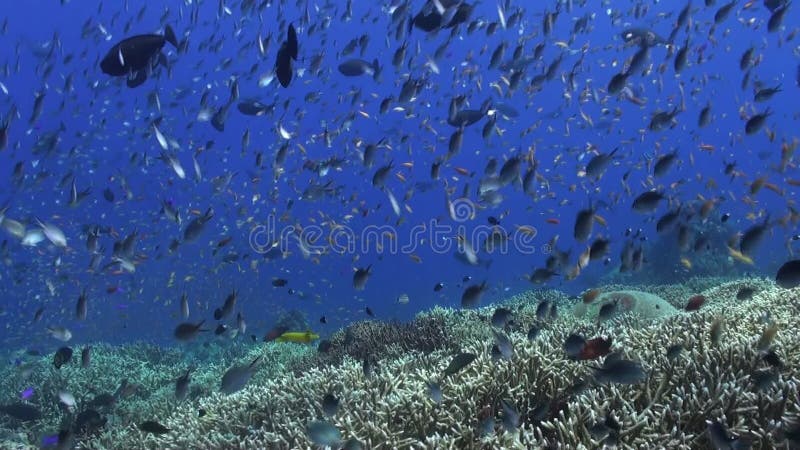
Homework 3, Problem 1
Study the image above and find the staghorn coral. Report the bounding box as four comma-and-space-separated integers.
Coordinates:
0, 340, 313, 449
290, 315, 455, 375
3, 279, 799, 449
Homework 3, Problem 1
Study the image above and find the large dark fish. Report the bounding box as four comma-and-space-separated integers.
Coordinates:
442, 352, 476, 377
706, 419, 752, 450
574, 207, 595, 242
275, 24, 299, 88
632, 191, 665, 213
413, 1, 473, 32
139, 420, 170, 434
591, 358, 647, 384
585, 148, 617, 179
220, 356, 261, 394
0, 403, 42, 422
100, 26, 178, 88
776, 260, 800, 289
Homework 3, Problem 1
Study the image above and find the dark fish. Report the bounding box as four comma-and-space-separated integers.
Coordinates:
100, 26, 178, 86
275, 24, 298, 88
306, 420, 342, 447
620, 28, 669, 47
653, 151, 678, 177
579, 337, 613, 360
649, 107, 680, 131
666, 344, 684, 360
372, 162, 393, 187
739, 219, 769, 256
745, 110, 771, 135
139, 420, 170, 434
32, 306, 44, 323
263, 325, 289, 342
527, 325, 540, 341
321, 393, 339, 417
592, 358, 647, 384
710, 318, 724, 345
174, 320, 206, 341
598, 301, 619, 322
461, 281, 487, 307
183, 208, 214, 241
286, 23, 298, 60
767, 4, 789, 32
698, 103, 712, 127
434, 282, 445, 292
736, 287, 756, 300
585, 148, 617, 179
448, 102, 491, 127
362, 357, 375, 378
53, 346, 72, 369
499, 398, 520, 432
0, 403, 42, 422
237, 99, 272, 116
776, 260, 800, 289
535, 300, 550, 320
765, 0, 789, 12
740, 47, 755, 71
627, 45, 650, 75
607, 72, 629, 94
175, 370, 191, 401
673, 39, 689, 73
491, 329, 513, 360
353, 265, 372, 290
754, 84, 781, 102
714, 1, 737, 23
589, 238, 610, 260
442, 352, 477, 377
220, 356, 261, 394
75, 409, 107, 435
214, 290, 237, 320
632, 191, 665, 213
427, 381, 443, 404
574, 207, 595, 242
75, 289, 87, 320
750, 369, 778, 391
564, 333, 586, 359
87, 393, 116, 409
102, 187, 115, 202
81, 346, 91, 368
685, 295, 706, 311
338, 58, 380, 78
656, 208, 681, 233
272, 278, 288, 287
491, 307, 513, 328
706, 419, 752, 450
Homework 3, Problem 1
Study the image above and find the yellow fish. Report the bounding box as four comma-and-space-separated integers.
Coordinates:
276, 330, 319, 344
727, 246, 754, 265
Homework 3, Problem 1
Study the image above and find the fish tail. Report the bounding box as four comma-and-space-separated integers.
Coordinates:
164, 25, 178, 49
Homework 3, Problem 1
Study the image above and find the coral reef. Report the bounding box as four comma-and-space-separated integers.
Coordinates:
291, 315, 455, 375
2, 278, 798, 449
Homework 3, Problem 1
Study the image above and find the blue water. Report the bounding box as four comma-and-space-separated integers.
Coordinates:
0, 0, 797, 354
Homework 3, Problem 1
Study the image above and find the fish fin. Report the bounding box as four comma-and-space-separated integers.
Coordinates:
164, 25, 178, 49
126, 70, 147, 88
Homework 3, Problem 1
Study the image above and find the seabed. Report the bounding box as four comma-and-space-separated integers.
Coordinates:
1, 276, 798, 449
